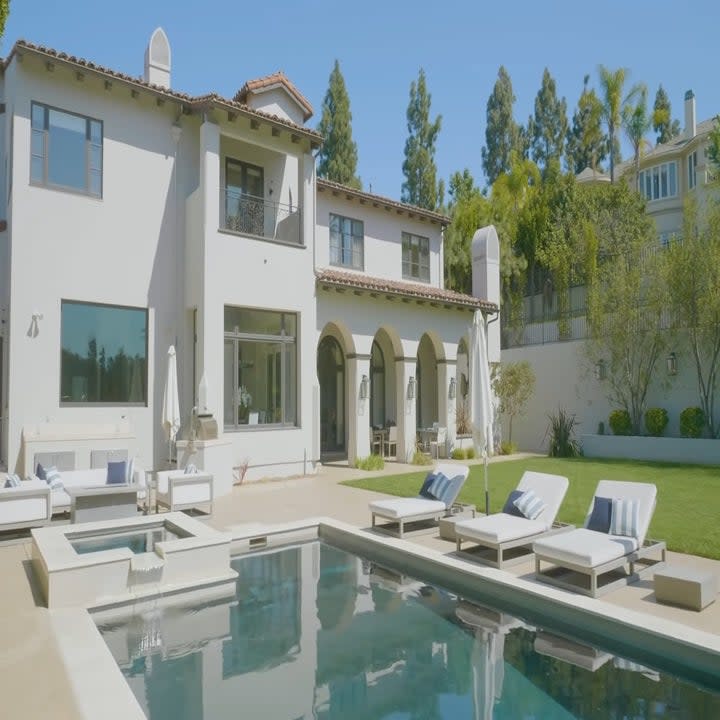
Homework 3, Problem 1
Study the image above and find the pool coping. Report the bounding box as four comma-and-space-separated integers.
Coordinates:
49, 516, 720, 720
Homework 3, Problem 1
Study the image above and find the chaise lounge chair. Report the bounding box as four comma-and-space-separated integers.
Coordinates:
369, 463, 470, 538
533, 480, 666, 597
454, 471, 571, 568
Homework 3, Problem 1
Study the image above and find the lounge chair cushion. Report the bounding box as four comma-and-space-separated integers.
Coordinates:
369, 497, 446, 520
514, 488, 546, 520
609, 497, 640, 538
502, 490, 525, 518
534, 528, 639, 568
587, 496, 612, 533
455, 513, 548, 544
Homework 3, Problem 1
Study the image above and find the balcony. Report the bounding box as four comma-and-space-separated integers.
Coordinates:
221, 189, 302, 246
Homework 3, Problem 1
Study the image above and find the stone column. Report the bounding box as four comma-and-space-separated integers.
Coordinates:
396, 358, 418, 463
438, 359, 457, 456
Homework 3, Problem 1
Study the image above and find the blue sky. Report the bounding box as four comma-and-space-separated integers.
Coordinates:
6, 1, 719, 199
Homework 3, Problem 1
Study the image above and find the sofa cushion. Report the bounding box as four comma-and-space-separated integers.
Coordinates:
36, 463, 47, 481
60, 469, 109, 489
106, 460, 128, 485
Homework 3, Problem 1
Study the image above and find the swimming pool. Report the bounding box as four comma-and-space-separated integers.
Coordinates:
96, 541, 720, 719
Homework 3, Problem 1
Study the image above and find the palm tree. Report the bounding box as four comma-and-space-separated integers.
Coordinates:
622, 84, 652, 192
598, 66, 631, 182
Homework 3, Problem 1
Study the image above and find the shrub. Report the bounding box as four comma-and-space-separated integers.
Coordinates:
644, 407, 669, 437
546, 407, 581, 457
450, 447, 465, 460
465, 446, 476, 459
680, 407, 705, 438
499, 441, 517, 455
354, 454, 385, 471
411, 450, 433, 466
609, 409, 632, 436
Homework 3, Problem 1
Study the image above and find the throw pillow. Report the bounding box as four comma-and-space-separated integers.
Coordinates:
184, 463, 198, 475
502, 489, 525, 518
427, 472, 451, 502
419, 472, 438, 499
513, 489, 547, 520
107, 460, 128, 485
36, 463, 47, 481
428, 472, 464, 507
4, 473, 21, 488
44, 466, 64, 490
587, 496, 613, 533
609, 497, 640, 538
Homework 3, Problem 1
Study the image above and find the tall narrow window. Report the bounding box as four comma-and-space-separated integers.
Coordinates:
223, 307, 297, 429
688, 151, 697, 190
329, 214, 364, 269
402, 232, 430, 282
31, 102, 103, 197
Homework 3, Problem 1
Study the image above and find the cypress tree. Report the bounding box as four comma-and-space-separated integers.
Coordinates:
316, 60, 361, 189
531, 68, 568, 172
565, 75, 608, 174
401, 68, 442, 210
652, 85, 680, 145
482, 66, 522, 185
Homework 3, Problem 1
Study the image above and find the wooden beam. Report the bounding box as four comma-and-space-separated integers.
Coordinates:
130, 89, 140, 99
250, 119, 260, 130
45, 61, 55, 72
271, 127, 281, 137
227, 111, 237, 121
156, 97, 166, 107
291, 134, 300, 144
75, 71, 85, 82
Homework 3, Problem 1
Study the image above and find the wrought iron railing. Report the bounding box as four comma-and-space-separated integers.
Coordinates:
222, 189, 302, 245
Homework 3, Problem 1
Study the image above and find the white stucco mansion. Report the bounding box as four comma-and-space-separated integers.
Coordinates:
0, 29, 499, 485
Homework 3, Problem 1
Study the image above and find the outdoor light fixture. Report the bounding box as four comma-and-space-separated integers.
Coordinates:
667, 352, 678, 376
407, 376, 416, 400
360, 374, 369, 399
594, 359, 606, 381
449, 377, 457, 400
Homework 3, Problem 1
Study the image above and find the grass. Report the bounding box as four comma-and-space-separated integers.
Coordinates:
342, 456, 720, 560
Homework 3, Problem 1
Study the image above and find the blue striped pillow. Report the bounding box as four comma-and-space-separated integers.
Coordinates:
4, 473, 21, 488
609, 497, 640, 538
427, 472, 464, 507
513, 489, 546, 520
184, 463, 198, 475
418, 472, 438, 499
45, 466, 64, 490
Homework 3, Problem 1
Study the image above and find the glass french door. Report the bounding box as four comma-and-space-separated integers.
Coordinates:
226, 159, 264, 236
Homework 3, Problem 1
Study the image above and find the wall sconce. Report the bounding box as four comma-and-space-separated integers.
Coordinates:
666, 352, 678, 376
360, 374, 369, 400
407, 376, 416, 400
448, 377, 457, 400
594, 359, 606, 381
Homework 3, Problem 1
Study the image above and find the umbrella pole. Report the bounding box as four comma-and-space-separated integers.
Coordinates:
484, 452, 489, 516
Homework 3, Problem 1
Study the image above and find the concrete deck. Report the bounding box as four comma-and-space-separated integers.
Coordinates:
2, 457, 719, 719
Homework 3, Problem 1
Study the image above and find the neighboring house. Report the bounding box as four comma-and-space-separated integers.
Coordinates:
0, 29, 499, 483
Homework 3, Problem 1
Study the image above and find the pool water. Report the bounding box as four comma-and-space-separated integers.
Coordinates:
71, 525, 186, 555
96, 541, 720, 719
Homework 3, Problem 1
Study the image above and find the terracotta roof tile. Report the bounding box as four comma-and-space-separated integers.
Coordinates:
316, 268, 497, 311
235, 71, 313, 121
317, 178, 450, 225
6, 40, 322, 143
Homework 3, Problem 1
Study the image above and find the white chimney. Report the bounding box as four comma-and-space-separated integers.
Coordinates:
684, 89, 696, 139
144, 27, 171, 88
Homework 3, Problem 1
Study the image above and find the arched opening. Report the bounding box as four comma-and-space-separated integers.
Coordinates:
370, 340, 385, 428
317, 335, 346, 457
456, 337, 470, 435
416, 333, 439, 430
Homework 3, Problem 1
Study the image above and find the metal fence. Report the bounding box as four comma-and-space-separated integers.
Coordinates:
222, 189, 302, 245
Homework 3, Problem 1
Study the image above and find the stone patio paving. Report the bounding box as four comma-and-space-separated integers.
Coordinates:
1, 456, 718, 719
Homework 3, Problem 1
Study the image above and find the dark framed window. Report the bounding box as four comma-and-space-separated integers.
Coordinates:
402, 232, 430, 282
60, 300, 147, 404
223, 307, 297, 429
31, 102, 103, 197
224, 158, 264, 236
638, 161, 677, 202
329, 214, 364, 269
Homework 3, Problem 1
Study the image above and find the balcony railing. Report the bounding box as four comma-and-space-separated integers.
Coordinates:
221, 189, 302, 245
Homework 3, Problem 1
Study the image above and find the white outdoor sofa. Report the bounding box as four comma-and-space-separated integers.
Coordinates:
49, 467, 146, 514
533, 480, 666, 597
153, 470, 214, 515
369, 463, 470, 538
454, 471, 571, 569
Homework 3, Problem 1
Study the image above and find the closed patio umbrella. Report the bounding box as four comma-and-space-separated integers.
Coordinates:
470, 310, 494, 516
161, 345, 181, 466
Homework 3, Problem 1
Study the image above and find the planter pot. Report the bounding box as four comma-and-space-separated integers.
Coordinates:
455, 435, 472, 450
582, 434, 720, 465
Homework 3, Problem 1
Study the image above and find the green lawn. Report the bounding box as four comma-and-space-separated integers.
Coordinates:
342, 456, 720, 560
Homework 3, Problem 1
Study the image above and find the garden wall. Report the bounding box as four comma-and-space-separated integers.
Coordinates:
582, 434, 720, 465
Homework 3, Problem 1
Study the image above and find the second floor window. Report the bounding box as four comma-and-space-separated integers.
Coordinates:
31, 102, 102, 197
330, 214, 363, 269
402, 232, 430, 282
688, 151, 698, 190
638, 161, 677, 202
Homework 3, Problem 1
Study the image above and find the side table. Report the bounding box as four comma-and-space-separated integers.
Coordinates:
68, 486, 139, 524
439, 504, 478, 542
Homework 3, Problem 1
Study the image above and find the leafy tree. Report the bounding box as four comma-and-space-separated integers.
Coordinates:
665, 199, 720, 436
492, 361, 536, 444
565, 75, 607, 174
401, 68, 442, 210
584, 183, 664, 433
316, 60, 361, 189
708, 116, 720, 178
622, 83, 652, 191
598, 65, 635, 182
531, 68, 568, 173
0, 1, 7, 41
482, 66, 522, 185
652, 84, 680, 145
